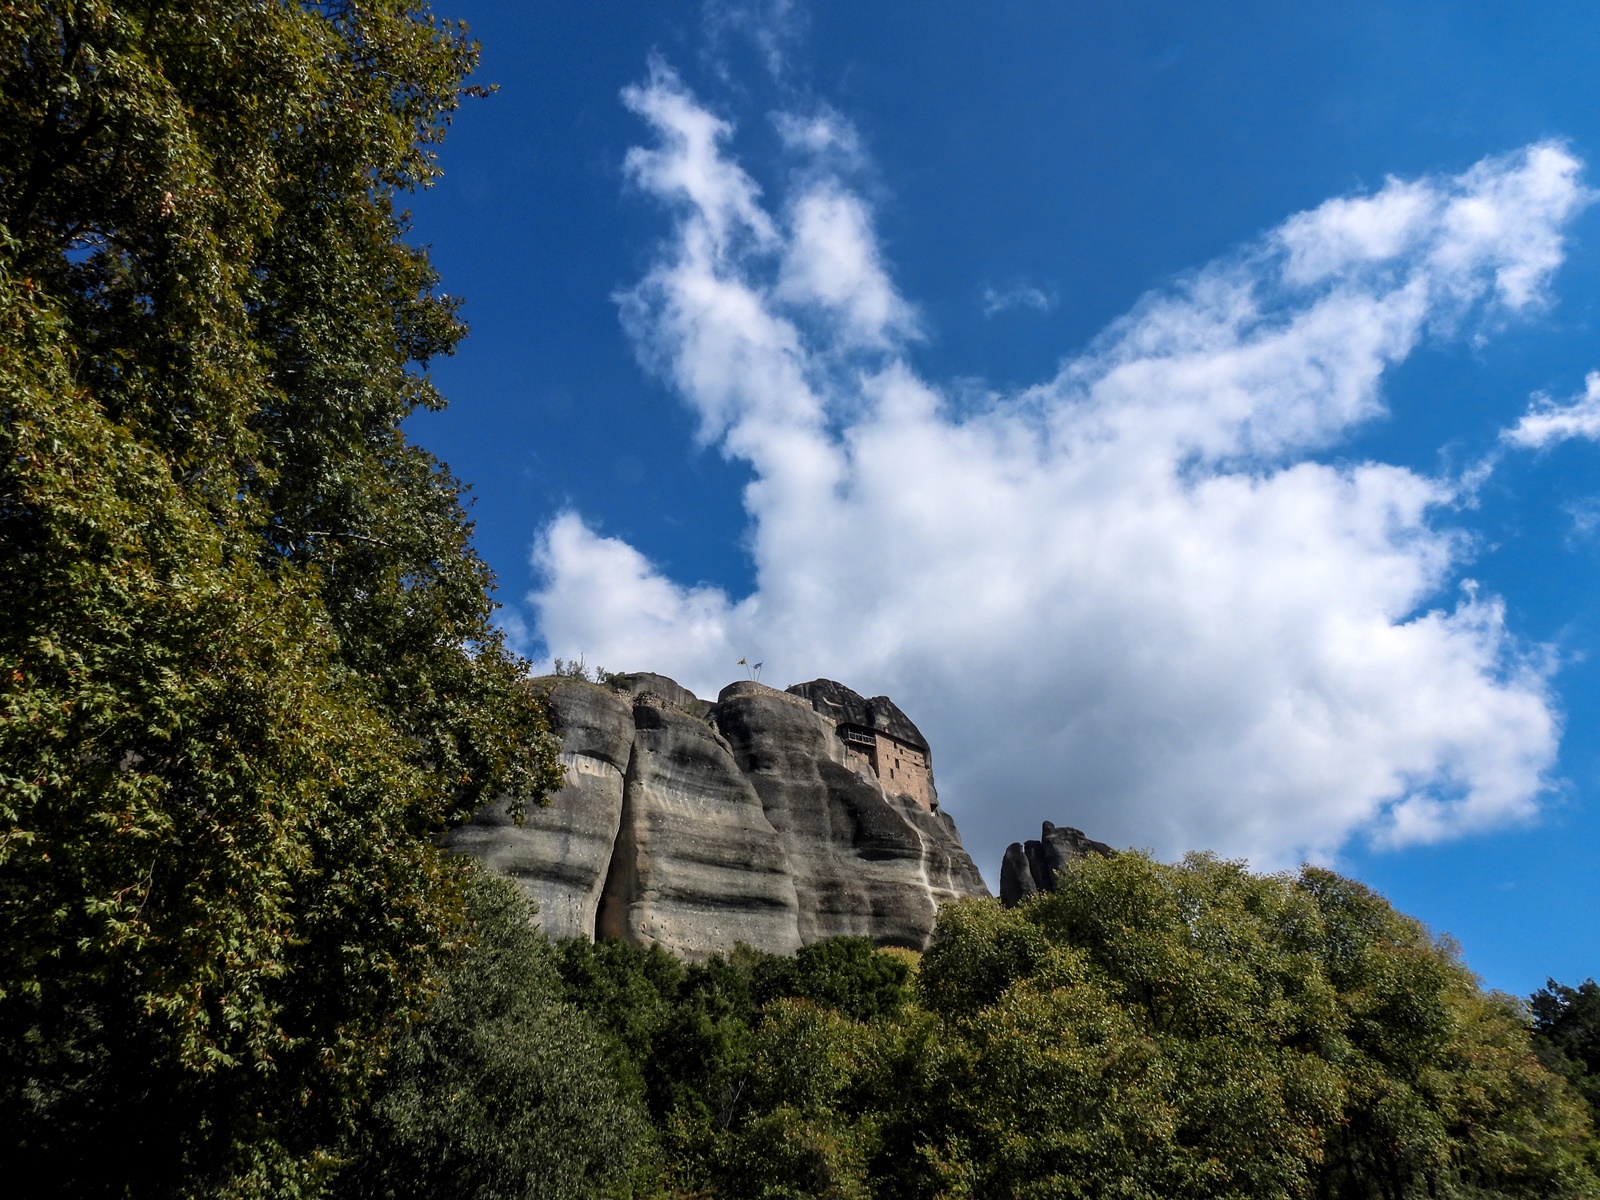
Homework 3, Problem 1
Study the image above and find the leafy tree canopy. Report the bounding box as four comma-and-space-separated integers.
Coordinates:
1533, 978, 1600, 1127
553, 857, 1600, 1200
891, 854, 1600, 1200
333, 870, 643, 1200
0, 2, 560, 1194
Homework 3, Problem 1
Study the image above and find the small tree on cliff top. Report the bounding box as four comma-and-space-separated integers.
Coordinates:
0, 2, 561, 1194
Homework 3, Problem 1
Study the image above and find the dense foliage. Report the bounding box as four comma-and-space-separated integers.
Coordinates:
333, 870, 642, 1200
1533, 978, 1600, 1129
898, 854, 1598, 1200
551, 932, 915, 1198
0, 2, 560, 1195
535, 856, 1600, 1200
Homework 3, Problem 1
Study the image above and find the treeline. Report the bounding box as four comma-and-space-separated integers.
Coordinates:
333, 853, 1600, 1200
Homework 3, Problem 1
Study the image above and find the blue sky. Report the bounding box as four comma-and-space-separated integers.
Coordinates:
408, 1, 1600, 996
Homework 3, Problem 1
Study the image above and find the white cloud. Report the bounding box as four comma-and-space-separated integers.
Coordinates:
621, 61, 775, 256
702, 0, 806, 81
771, 108, 862, 164
531, 64, 1587, 873
1567, 496, 1600, 539
776, 183, 920, 347
1504, 371, 1600, 448
981, 281, 1057, 317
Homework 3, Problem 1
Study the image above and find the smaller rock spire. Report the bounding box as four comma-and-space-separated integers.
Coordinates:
999, 821, 1113, 906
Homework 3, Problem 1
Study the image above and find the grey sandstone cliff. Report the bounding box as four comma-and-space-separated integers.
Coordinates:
445, 681, 633, 940
449, 673, 989, 958
597, 698, 802, 957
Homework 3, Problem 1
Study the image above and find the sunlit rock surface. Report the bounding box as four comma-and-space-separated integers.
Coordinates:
596, 698, 802, 959
717, 682, 987, 947
451, 673, 990, 957
446, 681, 632, 940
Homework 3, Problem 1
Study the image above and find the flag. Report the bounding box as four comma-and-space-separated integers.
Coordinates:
737, 657, 747, 665
752, 662, 763, 670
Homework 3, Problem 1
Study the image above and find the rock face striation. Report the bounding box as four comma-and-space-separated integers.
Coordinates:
998, 821, 1114, 906
450, 673, 990, 959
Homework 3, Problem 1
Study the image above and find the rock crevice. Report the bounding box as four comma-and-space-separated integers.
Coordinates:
451, 673, 990, 958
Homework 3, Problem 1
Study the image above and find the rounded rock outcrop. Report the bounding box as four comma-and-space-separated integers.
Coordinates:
452, 672, 991, 957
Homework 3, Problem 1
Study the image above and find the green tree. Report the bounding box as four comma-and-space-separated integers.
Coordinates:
546, 936, 915, 1197
334, 871, 644, 1200
0, 2, 560, 1194
752, 935, 913, 1023
647, 953, 763, 1127
1284, 868, 1598, 1198
553, 935, 686, 1100
711, 999, 877, 1200
873, 855, 1600, 1200
1533, 979, 1600, 1127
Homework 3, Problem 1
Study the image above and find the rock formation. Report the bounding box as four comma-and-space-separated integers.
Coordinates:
998, 821, 1114, 906
450, 673, 990, 959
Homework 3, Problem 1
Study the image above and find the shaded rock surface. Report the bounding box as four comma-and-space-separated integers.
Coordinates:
785, 678, 930, 750
999, 821, 1114, 906
451, 674, 990, 957
608, 671, 708, 716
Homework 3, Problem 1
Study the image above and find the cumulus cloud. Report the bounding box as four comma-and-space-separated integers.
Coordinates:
531, 62, 1587, 872
1504, 371, 1600, 448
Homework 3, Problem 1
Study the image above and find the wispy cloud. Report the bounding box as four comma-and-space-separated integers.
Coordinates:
530, 62, 1588, 871
1565, 495, 1600, 540
771, 107, 863, 166
1504, 371, 1600, 448
702, 0, 807, 81
981, 281, 1058, 317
